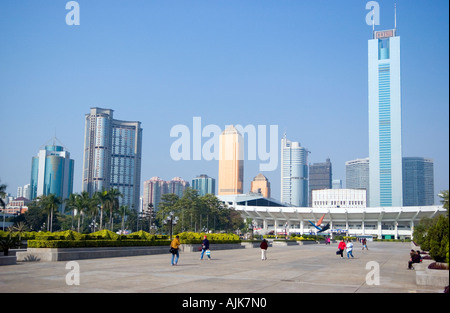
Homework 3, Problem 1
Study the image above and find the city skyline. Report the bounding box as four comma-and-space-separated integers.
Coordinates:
0, 1, 448, 206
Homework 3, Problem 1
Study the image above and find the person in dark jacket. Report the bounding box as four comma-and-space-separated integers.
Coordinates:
260, 239, 268, 260
408, 251, 421, 269
200, 235, 211, 260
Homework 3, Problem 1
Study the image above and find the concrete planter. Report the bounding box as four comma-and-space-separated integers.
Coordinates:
16, 243, 247, 262
297, 240, 317, 245
181, 243, 245, 252
272, 241, 299, 246
16, 246, 169, 262
416, 262, 450, 288
0, 256, 17, 266
240, 242, 272, 248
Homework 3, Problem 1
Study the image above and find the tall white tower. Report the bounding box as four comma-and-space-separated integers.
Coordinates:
368, 18, 403, 207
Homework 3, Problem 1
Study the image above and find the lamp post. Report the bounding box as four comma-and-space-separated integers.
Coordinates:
164, 211, 178, 240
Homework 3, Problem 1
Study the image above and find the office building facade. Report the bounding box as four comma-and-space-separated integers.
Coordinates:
368, 28, 403, 207
346, 157, 370, 206
251, 173, 271, 199
402, 157, 434, 206
82, 107, 142, 210
192, 174, 216, 196
308, 158, 332, 207
30, 144, 74, 212
143, 177, 167, 212
143, 176, 189, 211
168, 177, 190, 198
281, 134, 308, 207
218, 125, 244, 195
312, 188, 366, 209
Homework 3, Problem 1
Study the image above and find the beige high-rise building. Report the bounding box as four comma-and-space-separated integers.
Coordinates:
251, 173, 271, 198
218, 125, 244, 195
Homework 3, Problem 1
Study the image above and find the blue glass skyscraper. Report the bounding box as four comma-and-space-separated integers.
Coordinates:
30, 142, 74, 212
368, 27, 403, 207
192, 174, 216, 196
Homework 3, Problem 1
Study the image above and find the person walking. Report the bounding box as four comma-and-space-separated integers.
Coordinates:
260, 239, 268, 260
170, 235, 181, 266
362, 238, 368, 250
346, 240, 354, 258
337, 239, 346, 258
200, 235, 211, 260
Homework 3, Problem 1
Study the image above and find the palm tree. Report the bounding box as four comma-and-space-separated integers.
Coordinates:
42, 194, 61, 232
13, 221, 28, 248
86, 194, 100, 232
78, 191, 92, 232
93, 190, 108, 230
65, 193, 78, 230
106, 188, 123, 231
0, 180, 7, 231
119, 205, 130, 233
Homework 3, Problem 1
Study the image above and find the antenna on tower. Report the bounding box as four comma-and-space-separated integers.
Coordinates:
394, 3, 397, 31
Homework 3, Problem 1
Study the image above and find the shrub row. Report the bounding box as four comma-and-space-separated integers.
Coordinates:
28, 239, 171, 249
0, 230, 170, 242
177, 232, 240, 242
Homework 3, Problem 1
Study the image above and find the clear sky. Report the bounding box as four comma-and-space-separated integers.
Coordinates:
0, 0, 448, 205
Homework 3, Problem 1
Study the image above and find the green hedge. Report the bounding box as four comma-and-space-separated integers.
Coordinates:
20, 230, 240, 248
28, 239, 171, 248
177, 232, 240, 242
180, 240, 241, 244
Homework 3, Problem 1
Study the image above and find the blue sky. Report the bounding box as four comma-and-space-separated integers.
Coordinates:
0, 0, 448, 204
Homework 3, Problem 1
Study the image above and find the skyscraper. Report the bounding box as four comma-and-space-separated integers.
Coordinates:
281, 134, 308, 207
82, 107, 142, 210
143, 177, 167, 211
143, 176, 189, 211
346, 157, 370, 206
251, 173, 271, 198
30, 141, 74, 212
168, 177, 190, 198
192, 174, 216, 196
402, 157, 434, 206
308, 158, 332, 207
218, 125, 244, 195
368, 25, 403, 207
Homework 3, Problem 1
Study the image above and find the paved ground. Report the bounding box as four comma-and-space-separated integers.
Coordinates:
0, 241, 444, 293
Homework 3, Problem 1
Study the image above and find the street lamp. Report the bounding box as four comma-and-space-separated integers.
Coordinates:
163, 211, 178, 240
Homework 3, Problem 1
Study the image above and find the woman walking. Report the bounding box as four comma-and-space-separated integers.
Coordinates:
337, 239, 346, 258
170, 235, 181, 266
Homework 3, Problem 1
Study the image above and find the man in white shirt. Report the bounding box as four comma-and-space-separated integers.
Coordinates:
346, 240, 354, 259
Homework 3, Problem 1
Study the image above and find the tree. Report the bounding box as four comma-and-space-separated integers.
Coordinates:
439, 190, 449, 215
14, 200, 46, 231
158, 193, 180, 232
413, 191, 450, 262
427, 215, 449, 262
0, 180, 7, 231
119, 205, 131, 233
13, 221, 28, 248
38, 194, 62, 232
93, 190, 108, 230
106, 189, 123, 231
65, 193, 78, 230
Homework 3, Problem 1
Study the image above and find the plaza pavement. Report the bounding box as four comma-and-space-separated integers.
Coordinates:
0, 241, 445, 293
